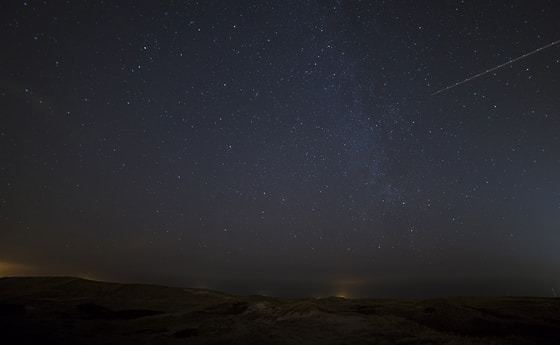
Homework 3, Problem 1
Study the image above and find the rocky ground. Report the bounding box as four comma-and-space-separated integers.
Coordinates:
1, 277, 559, 344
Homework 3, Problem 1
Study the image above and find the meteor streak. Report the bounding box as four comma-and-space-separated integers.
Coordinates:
431, 40, 560, 96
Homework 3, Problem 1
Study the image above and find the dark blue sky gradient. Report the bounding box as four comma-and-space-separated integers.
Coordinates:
1, 0, 559, 298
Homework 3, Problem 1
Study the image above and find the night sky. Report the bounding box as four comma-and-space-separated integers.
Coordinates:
1, 1, 560, 298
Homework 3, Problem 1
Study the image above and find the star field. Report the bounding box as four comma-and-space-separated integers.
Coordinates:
1, 1, 559, 298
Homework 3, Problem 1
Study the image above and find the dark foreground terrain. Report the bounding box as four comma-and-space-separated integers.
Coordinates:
1, 277, 559, 344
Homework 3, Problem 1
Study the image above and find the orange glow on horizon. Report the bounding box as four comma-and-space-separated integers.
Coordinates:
330, 278, 368, 299
0, 261, 107, 282
0, 261, 36, 276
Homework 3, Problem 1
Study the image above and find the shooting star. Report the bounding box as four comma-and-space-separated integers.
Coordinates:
431, 40, 560, 96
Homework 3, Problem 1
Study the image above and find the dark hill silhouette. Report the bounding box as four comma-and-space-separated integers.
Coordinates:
1, 276, 560, 344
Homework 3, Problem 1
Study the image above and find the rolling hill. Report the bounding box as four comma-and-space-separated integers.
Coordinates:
1, 276, 559, 344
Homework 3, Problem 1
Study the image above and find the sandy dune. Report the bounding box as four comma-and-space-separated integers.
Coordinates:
1, 277, 559, 344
